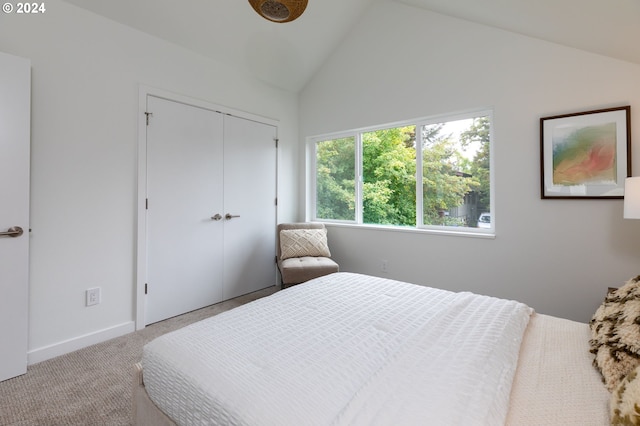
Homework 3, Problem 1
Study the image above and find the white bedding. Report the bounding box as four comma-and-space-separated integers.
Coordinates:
506, 313, 610, 425
142, 272, 533, 425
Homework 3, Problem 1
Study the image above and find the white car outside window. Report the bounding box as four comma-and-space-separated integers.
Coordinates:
478, 213, 491, 229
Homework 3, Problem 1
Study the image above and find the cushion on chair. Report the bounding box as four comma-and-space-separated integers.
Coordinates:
279, 228, 331, 260
280, 256, 339, 287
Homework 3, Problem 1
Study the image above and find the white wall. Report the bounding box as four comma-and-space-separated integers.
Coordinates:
300, 1, 640, 323
0, 0, 299, 362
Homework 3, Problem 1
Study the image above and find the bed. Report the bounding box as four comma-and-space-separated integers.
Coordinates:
133, 272, 611, 425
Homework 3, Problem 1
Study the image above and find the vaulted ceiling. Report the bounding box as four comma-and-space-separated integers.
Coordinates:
61, 0, 640, 92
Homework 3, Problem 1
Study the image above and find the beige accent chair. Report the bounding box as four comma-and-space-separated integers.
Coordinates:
277, 223, 339, 288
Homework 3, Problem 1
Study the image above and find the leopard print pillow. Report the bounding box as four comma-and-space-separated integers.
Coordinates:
611, 364, 640, 425
590, 276, 640, 391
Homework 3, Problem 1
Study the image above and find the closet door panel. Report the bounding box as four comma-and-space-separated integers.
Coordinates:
222, 115, 277, 300
145, 96, 224, 325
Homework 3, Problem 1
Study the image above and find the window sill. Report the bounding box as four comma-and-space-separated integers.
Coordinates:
316, 221, 496, 240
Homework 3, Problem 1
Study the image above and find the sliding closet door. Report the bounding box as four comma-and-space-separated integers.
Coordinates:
222, 115, 277, 299
145, 96, 224, 325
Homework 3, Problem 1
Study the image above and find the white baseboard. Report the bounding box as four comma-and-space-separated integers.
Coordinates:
27, 321, 136, 365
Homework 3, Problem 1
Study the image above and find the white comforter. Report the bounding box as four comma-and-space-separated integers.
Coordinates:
142, 272, 533, 426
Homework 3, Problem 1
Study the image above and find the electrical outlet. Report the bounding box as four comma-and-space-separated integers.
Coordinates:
86, 287, 101, 306
381, 259, 388, 273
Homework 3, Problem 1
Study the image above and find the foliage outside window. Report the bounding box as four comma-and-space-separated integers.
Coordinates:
311, 110, 492, 233
316, 137, 356, 221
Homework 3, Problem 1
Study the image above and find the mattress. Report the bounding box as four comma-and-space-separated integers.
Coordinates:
142, 272, 535, 425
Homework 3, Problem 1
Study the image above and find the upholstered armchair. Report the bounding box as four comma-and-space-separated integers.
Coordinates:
276, 223, 339, 289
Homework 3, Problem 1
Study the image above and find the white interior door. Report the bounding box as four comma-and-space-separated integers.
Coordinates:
0, 51, 30, 381
145, 96, 224, 324
223, 115, 277, 299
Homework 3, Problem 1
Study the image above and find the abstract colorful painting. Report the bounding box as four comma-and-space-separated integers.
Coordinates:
552, 122, 616, 185
540, 106, 630, 199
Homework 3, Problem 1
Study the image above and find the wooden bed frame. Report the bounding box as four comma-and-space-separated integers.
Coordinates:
133, 363, 176, 426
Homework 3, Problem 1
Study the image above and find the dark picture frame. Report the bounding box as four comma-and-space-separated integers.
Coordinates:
540, 106, 631, 199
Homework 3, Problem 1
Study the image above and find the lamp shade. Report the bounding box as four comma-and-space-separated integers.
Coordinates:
248, 0, 308, 23
624, 177, 640, 219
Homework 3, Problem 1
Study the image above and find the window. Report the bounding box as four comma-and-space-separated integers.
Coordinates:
310, 110, 493, 234
362, 126, 417, 226
315, 136, 356, 221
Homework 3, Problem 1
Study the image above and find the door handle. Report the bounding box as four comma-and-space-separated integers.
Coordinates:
225, 213, 240, 220
0, 226, 24, 238
211, 214, 222, 221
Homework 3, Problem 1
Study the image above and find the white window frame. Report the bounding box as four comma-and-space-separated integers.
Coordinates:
307, 108, 495, 238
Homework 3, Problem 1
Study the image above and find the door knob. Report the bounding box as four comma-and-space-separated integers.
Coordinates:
225, 213, 240, 220
0, 226, 24, 238
211, 214, 222, 221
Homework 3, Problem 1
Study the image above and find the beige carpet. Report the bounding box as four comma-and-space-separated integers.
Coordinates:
0, 286, 278, 426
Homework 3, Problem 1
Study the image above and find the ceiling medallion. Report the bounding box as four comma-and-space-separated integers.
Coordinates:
248, 0, 308, 23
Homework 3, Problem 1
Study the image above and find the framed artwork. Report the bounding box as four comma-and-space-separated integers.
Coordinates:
540, 105, 631, 199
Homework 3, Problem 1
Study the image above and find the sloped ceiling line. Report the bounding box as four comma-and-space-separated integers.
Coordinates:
61, 0, 640, 92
